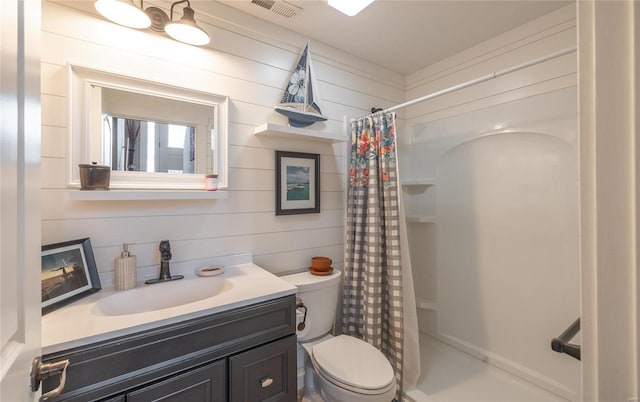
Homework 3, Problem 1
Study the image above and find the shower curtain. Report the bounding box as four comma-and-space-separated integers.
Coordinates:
343, 112, 420, 399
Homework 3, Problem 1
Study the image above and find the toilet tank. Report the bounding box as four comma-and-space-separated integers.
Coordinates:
281, 269, 341, 341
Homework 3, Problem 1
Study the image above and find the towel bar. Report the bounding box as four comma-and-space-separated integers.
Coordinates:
551, 318, 581, 361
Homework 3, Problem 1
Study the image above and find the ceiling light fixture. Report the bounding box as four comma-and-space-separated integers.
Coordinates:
328, 0, 374, 16
94, 0, 151, 29
163, 1, 210, 46
95, 0, 210, 46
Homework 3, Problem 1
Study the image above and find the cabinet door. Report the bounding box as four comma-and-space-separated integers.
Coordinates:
229, 335, 296, 402
127, 360, 226, 402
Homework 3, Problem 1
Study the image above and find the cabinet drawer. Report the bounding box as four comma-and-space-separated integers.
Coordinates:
127, 359, 226, 402
229, 335, 296, 402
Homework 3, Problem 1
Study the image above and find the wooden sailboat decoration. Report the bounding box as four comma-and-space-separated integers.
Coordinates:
275, 43, 328, 128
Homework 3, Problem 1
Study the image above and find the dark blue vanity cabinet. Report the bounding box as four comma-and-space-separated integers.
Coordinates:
42, 296, 297, 402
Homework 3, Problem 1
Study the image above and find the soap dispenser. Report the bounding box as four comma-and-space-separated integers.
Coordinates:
115, 243, 137, 291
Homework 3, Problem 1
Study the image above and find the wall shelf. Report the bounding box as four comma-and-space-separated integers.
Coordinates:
416, 298, 437, 311
69, 190, 228, 201
406, 215, 436, 223
401, 178, 436, 186
254, 123, 348, 143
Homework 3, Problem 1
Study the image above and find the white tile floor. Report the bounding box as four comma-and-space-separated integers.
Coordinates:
405, 333, 569, 402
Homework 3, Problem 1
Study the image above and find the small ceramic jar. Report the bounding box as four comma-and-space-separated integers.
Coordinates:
205, 174, 218, 191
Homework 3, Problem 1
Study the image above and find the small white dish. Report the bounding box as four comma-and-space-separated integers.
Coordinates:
197, 265, 225, 277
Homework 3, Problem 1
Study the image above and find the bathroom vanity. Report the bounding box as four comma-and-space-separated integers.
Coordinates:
40, 261, 298, 401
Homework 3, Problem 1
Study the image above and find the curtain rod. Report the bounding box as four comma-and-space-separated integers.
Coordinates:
351, 46, 577, 122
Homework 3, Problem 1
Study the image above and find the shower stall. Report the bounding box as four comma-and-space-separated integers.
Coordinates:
399, 86, 581, 401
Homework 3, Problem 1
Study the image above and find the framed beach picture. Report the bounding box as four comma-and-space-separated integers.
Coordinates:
41, 238, 101, 315
276, 151, 320, 215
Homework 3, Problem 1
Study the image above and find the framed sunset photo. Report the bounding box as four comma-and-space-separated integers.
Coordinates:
41, 238, 101, 314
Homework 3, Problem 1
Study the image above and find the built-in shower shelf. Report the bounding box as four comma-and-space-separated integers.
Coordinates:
416, 298, 437, 311
401, 178, 436, 186
406, 215, 436, 223
254, 123, 348, 143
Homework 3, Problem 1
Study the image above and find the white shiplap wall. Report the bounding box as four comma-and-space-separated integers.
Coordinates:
40, 0, 404, 286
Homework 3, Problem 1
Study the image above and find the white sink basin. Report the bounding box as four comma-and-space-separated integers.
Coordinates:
93, 277, 233, 316
42, 258, 299, 354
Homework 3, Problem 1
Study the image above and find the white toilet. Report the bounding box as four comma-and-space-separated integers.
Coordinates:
282, 269, 396, 402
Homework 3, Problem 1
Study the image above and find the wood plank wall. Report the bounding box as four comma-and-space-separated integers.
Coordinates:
40, 0, 404, 286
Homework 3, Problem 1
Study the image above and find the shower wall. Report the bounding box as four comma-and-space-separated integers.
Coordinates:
398, 4, 579, 401
407, 88, 580, 400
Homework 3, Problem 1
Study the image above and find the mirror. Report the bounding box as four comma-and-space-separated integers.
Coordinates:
69, 64, 228, 190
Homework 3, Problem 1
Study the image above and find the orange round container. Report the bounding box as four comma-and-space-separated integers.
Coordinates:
311, 256, 332, 270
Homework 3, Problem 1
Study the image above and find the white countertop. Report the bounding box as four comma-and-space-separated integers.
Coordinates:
41, 262, 297, 355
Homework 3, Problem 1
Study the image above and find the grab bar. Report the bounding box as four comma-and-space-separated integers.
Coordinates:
551, 318, 581, 360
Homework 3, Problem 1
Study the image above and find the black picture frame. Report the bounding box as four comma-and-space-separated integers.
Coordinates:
276, 151, 320, 215
41, 238, 101, 315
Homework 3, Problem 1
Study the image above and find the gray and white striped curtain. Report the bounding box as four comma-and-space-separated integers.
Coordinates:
343, 112, 404, 399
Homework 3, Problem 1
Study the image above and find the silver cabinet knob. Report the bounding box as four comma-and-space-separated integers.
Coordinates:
260, 376, 274, 388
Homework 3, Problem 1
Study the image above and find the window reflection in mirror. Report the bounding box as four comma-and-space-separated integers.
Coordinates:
103, 116, 196, 174
99, 86, 214, 175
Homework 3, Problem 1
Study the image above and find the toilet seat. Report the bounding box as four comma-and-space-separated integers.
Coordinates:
310, 335, 395, 395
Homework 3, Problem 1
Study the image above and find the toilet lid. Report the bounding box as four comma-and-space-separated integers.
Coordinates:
312, 335, 395, 391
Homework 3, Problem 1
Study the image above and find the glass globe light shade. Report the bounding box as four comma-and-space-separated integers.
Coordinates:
95, 0, 151, 29
164, 6, 210, 46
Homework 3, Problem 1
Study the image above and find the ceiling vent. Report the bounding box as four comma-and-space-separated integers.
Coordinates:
250, 0, 301, 19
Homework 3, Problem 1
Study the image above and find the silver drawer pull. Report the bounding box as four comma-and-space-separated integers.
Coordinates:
30, 357, 70, 402
260, 376, 274, 388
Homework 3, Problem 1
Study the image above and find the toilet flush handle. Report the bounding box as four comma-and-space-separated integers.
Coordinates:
296, 297, 307, 331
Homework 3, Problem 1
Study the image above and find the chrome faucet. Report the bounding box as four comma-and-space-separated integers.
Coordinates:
145, 240, 184, 284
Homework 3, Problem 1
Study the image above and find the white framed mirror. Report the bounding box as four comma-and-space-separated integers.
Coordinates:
68, 64, 228, 190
